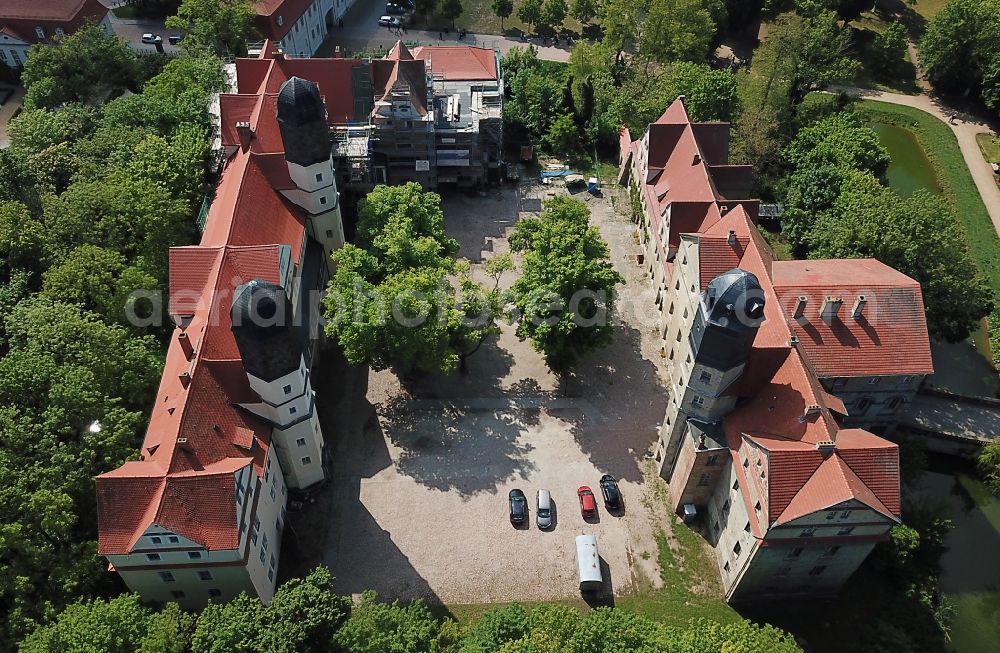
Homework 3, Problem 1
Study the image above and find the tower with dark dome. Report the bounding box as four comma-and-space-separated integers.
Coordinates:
276, 76, 344, 269
660, 267, 766, 478
230, 279, 326, 490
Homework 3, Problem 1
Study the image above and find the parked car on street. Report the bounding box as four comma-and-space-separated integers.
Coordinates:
600, 474, 622, 510
141, 33, 162, 44
168, 34, 183, 45
536, 489, 552, 529
385, 3, 408, 14
577, 486, 597, 519
378, 15, 402, 28
509, 489, 527, 525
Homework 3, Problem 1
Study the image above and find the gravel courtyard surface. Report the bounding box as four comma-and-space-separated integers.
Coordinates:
290, 182, 672, 604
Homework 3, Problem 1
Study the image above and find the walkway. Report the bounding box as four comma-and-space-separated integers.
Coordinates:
902, 393, 1000, 443
833, 85, 1000, 237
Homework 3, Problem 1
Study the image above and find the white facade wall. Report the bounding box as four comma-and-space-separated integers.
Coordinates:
282, 157, 345, 257
0, 14, 111, 69
275, 0, 355, 56
107, 453, 288, 608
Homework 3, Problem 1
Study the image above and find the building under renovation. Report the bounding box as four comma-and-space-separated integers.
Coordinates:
228, 40, 503, 192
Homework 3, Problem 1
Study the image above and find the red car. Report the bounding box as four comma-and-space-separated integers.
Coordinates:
577, 486, 597, 518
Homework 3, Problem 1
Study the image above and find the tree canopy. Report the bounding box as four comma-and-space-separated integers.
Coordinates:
509, 197, 623, 376
166, 0, 256, 57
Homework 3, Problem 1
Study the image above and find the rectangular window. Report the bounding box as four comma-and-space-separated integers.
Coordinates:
697, 473, 710, 486
170, 590, 186, 599
743, 458, 750, 469
208, 589, 222, 598
319, 196, 328, 205
744, 522, 751, 533
146, 553, 161, 561
55, 27, 64, 37
296, 437, 306, 446
289, 406, 297, 415
722, 499, 730, 511
315, 173, 323, 182
787, 547, 804, 559
150, 536, 162, 545
198, 571, 213, 581
800, 528, 816, 537
706, 454, 719, 466
840, 510, 852, 519
326, 229, 334, 238
699, 371, 711, 384
158, 572, 175, 583
837, 527, 855, 536
260, 548, 266, 564
809, 565, 827, 576
262, 534, 269, 554
283, 384, 292, 395
824, 546, 841, 557
268, 567, 275, 581
35, 27, 44, 39
732, 479, 739, 491
692, 395, 705, 407
754, 501, 761, 512
868, 377, 880, 385
302, 456, 312, 465
723, 562, 730, 573
826, 511, 837, 519
168, 536, 179, 544
270, 485, 276, 501
733, 542, 742, 557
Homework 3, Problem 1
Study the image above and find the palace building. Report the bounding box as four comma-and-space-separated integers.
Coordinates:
619, 97, 933, 600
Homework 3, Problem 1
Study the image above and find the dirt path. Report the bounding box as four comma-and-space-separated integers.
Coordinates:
832, 85, 1000, 237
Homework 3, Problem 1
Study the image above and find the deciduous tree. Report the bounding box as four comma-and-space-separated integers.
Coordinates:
166, 0, 256, 57
638, 0, 715, 64
439, 0, 465, 29
492, 0, 515, 29
518, 0, 544, 31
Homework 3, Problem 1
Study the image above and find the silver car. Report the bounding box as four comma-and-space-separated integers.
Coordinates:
536, 489, 553, 529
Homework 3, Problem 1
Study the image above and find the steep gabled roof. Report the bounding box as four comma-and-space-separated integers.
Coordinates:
412, 45, 499, 80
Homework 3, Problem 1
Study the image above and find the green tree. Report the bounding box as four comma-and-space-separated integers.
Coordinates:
638, 0, 715, 64
598, 0, 643, 58
571, 0, 598, 24
332, 591, 440, 653
166, 0, 256, 57
21, 24, 138, 110
256, 568, 351, 652
460, 603, 530, 653
493, 0, 515, 29
0, 200, 50, 274
978, 438, 1000, 495
538, 0, 568, 33
779, 164, 842, 253
190, 594, 261, 653
545, 113, 579, 154
784, 112, 889, 175
868, 21, 907, 77
454, 254, 515, 368
17, 594, 194, 653
439, 0, 465, 28
509, 197, 624, 377
518, 0, 544, 31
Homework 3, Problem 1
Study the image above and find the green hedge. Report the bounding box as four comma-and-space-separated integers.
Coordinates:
857, 100, 1000, 367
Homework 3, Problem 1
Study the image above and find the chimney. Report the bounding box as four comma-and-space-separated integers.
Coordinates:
178, 371, 191, 388
789, 335, 799, 347
805, 404, 821, 417
727, 229, 737, 246
177, 437, 194, 453
235, 121, 254, 150
816, 440, 836, 455
178, 331, 194, 360
820, 296, 843, 323
852, 295, 867, 320
793, 296, 808, 321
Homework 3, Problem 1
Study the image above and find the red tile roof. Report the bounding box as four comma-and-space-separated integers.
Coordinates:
1, 0, 107, 45
253, 0, 312, 40
412, 46, 499, 80
97, 82, 311, 555
772, 259, 934, 378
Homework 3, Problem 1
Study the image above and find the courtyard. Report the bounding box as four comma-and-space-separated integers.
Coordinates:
285, 180, 678, 605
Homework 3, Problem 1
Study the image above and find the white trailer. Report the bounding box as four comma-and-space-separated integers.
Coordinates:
575, 534, 603, 592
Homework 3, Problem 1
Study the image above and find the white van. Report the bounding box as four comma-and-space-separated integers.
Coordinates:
575, 534, 603, 592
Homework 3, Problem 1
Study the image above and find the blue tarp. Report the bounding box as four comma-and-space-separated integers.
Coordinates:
539, 169, 576, 179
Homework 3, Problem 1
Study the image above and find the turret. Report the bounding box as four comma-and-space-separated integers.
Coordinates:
230, 278, 326, 490
690, 268, 765, 371
275, 77, 345, 263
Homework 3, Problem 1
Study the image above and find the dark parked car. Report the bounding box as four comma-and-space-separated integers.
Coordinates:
600, 474, 622, 510
577, 486, 597, 519
509, 489, 527, 525
168, 34, 183, 45
385, 3, 408, 14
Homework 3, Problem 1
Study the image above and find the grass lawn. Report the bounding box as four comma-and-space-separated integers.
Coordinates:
977, 133, 1000, 165
849, 11, 921, 94
857, 100, 1000, 364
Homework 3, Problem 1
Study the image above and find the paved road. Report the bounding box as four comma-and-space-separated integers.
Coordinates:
325, 0, 570, 61
0, 85, 25, 149
98, 1, 180, 55
833, 85, 1000, 238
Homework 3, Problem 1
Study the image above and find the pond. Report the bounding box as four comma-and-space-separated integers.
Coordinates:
871, 122, 942, 198
917, 456, 1000, 653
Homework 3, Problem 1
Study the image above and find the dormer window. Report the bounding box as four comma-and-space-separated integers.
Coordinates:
35, 27, 45, 39
277, 15, 284, 26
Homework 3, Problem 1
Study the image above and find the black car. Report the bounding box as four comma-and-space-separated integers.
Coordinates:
600, 475, 622, 510
385, 2, 408, 14
509, 489, 527, 524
